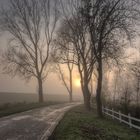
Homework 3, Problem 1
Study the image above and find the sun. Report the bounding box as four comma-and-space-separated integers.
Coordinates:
74, 78, 81, 87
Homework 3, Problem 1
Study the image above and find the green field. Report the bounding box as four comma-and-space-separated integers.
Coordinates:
0, 92, 82, 104
53, 105, 140, 140
0, 92, 69, 104
0, 101, 60, 118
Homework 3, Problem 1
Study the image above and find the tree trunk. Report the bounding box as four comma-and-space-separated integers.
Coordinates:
136, 79, 140, 107
82, 83, 91, 111
38, 77, 44, 103
96, 57, 103, 117
69, 70, 73, 102
69, 92, 73, 102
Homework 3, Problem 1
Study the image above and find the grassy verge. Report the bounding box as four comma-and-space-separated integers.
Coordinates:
53, 105, 140, 140
0, 101, 61, 118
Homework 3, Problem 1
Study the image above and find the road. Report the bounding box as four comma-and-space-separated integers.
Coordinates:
0, 102, 81, 140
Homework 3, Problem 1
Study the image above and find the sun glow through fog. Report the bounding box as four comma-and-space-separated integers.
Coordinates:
74, 78, 81, 87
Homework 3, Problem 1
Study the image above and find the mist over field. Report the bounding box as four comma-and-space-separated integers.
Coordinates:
0, 92, 83, 104
0, 0, 140, 139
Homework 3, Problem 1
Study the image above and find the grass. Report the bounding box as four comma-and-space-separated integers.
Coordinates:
53, 105, 140, 140
0, 101, 61, 118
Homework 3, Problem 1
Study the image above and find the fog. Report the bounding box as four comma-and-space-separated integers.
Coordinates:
0, 66, 83, 102
0, 33, 82, 102
0, 58, 82, 99
0, 0, 84, 104
0, 0, 139, 104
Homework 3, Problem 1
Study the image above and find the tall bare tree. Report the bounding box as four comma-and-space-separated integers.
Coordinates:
55, 2, 96, 110
81, 0, 139, 117
0, 0, 58, 102
52, 27, 75, 102
56, 63, 74, 102
130, 60, 140, 107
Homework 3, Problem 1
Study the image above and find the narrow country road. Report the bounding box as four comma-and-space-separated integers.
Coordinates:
0, 102, 81, 140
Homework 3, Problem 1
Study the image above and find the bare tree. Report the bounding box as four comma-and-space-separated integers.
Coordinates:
112, 68, 121, 104
52, 26, 76, 102
130, 60, 140, 107
81, 0, 139, 117
120, 78, 132, 114
0, 0, 58, 102
54, 1, 96, 110
56, 63, 74, 102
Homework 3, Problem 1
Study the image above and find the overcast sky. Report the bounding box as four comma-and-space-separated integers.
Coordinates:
0, 0, 139, 99
0, 32, 81, 96
0, 0, 82, 99
0, 34, 81, 96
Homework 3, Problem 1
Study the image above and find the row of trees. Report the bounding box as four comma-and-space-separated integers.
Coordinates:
102, 56, 140, 117
54, 0, 140, 117
0, 0, 140, 117
0, 0, 61, 103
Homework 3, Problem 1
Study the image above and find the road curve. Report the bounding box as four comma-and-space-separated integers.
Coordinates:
0, 102, 81, 140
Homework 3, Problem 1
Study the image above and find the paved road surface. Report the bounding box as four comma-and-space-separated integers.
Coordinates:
0, 102, 81, 140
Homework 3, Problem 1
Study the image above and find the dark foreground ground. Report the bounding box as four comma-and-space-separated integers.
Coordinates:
0, 103, 80, 140
53, 105, 140, 140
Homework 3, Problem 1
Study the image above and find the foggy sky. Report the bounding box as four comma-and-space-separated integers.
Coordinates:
0, 33, 81, 95
0, 0, 82, 99
0, 0, 139, 99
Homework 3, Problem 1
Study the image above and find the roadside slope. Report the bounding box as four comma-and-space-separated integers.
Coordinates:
53, 105, 140, 140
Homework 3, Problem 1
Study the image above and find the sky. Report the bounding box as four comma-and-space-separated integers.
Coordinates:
0, 34, 82, 97
0, 0, 82, 100
0, 0, 139, 100
0, 32, 82, 95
